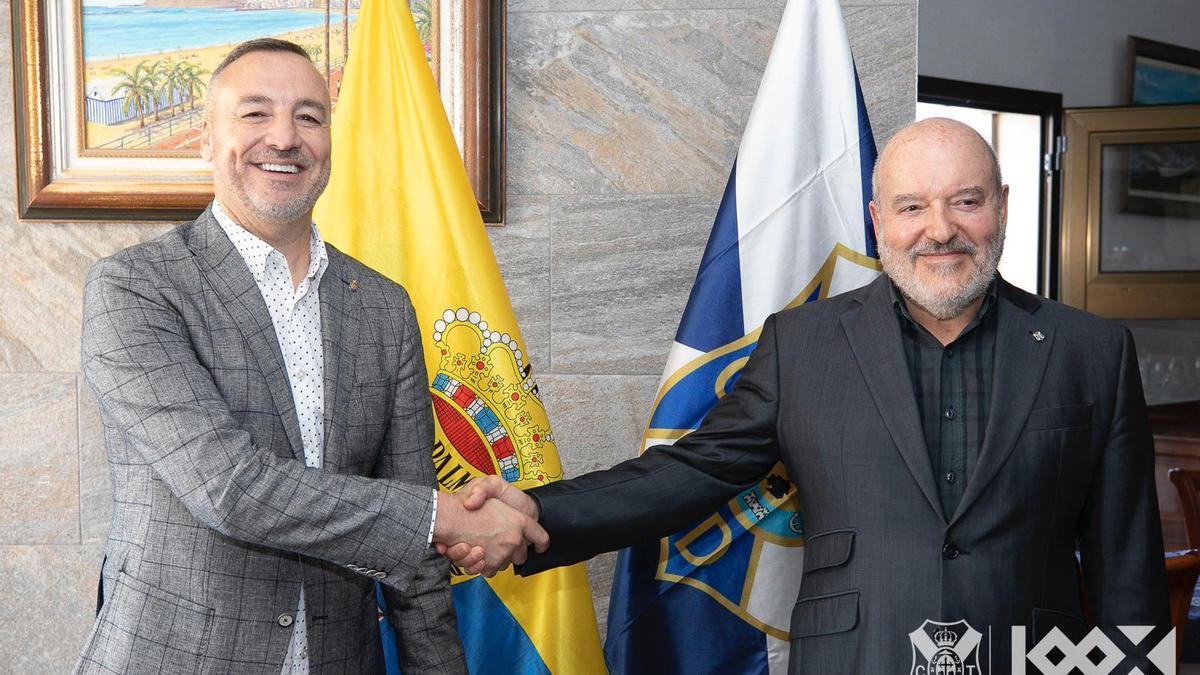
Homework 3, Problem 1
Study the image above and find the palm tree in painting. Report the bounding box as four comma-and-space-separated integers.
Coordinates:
144, 59, 168, 122
161, 60, 187, 119
179, 62, 209, 112
324, 0, 331, 81
109, 60, 155, 128
412, 0, 432, 45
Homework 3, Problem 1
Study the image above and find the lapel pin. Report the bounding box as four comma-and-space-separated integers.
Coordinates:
1031, 330, 1045, 342
349, 279, 359, 292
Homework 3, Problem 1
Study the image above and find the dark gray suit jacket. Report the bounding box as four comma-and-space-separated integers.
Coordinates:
521, 275, 1169, 673
76, 209, 466, 674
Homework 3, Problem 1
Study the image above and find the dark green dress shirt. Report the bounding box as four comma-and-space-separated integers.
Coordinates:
892, 280, 998, 518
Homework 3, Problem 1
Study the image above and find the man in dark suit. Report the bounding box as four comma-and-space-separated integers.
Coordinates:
445, 118, 1171, 672
77, 38, 542, 674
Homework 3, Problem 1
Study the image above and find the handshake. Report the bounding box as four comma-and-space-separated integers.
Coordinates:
431, 476, 546, 577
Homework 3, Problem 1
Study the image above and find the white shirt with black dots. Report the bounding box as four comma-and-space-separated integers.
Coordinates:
214, 202, 440, 673
213, 201, 328, 674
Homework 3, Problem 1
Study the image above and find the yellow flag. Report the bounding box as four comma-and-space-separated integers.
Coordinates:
313, 1, 604, 673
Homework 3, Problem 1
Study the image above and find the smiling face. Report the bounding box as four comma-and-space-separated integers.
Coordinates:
200, 50, 331, 232
869, 118, 1008, 321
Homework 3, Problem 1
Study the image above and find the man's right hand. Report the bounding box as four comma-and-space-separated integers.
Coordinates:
432, 488, 548, 577
436, 476, 542, 575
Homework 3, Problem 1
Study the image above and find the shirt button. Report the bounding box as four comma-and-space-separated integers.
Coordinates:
296, 370, 308, 380
945, 348, 955, 358
944, 407, 957, 420
945, 472, 956, 484
277, 613, 294, 627
942, 543, 960, 560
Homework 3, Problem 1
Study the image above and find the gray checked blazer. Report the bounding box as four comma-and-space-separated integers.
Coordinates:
75, 207, 467, 674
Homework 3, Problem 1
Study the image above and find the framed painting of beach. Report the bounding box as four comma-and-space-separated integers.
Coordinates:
11, 0, 505, 222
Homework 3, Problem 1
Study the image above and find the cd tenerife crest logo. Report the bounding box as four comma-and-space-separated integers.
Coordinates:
910, 620, 984, 675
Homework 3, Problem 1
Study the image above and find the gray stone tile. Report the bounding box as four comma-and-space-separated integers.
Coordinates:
535, 373, 659, 636
845, 5, 918, 148
509, 0, 549, 11
0, 544, 102, 672
0, 0, 14, 204
537, 374, 658, 479
537, 372, 656, 632
841, 0, 917, 6
536, 372, 658, 632
78, 376, 111, 545
488, 196, 551, 370
0, 221, 170, 372
586, 550, 619, 640
0, 374, 79, 544
508, 8, 781, 195
550, 194, 712, 375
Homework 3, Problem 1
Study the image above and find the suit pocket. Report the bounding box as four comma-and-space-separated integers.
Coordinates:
803, 529, 855, 573
79, 572, 214, 675
790, 589, 859, 639
1026, 403, 1093, 431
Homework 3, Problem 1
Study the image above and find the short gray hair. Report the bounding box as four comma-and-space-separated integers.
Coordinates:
205, 38, 314, 118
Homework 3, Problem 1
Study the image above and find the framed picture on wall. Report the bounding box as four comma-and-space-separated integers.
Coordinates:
1123, 140, 1200, 220
1127, 36, 1200, 106
1060, 105, 1200, 319
11, 0, 504, 222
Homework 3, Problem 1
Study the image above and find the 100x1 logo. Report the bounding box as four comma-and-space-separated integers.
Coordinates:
908, 619, 1176, 674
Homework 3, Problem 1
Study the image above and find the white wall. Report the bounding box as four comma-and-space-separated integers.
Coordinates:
919, 0, 1200, 106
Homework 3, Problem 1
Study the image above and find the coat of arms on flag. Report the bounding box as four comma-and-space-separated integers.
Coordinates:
429, 306, 560, 493
314, 0, 604, 671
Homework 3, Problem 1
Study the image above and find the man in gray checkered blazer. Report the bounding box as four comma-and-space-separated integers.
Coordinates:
75, 39, 543, 674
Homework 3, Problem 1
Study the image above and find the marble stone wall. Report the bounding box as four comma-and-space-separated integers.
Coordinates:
0, 0, 915, 668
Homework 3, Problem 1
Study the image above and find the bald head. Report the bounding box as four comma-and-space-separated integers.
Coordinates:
871, 118, 1002, 205
867, 117, 1009, 323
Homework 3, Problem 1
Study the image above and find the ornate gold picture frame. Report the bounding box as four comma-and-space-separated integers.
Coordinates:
11, 0, 504, 222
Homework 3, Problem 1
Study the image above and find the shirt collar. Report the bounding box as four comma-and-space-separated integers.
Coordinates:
212, 200, 329, 287
890, 276, 998, 334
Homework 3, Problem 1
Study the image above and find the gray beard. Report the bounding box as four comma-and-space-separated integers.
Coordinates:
224, 159, 331, 225
879, 226, 1005, 321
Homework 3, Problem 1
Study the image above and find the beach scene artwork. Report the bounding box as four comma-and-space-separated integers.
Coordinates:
80, 0, 435, 156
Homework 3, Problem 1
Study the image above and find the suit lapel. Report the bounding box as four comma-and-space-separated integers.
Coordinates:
841, 276, 946, 522
318, 248, 360, 474
186, 208, 306, 461
949, 280, 1052, 525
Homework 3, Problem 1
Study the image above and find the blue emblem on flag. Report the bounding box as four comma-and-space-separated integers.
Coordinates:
603, 0, 882, 672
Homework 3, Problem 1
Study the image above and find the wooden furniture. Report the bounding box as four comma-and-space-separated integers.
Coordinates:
1166, 549, 1200, 669
1154, 402, 1200, 551
1154, 402, 1200, 669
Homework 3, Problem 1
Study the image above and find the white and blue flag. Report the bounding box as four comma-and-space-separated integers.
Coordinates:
603, 1, 881, 672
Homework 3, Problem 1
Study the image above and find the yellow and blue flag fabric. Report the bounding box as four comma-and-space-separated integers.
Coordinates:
313, 1, 605, 672
603, 0, 880, 672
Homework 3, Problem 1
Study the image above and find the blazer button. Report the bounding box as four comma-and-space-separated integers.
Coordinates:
942, 543, 960, 560
277, 613, 294, 627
